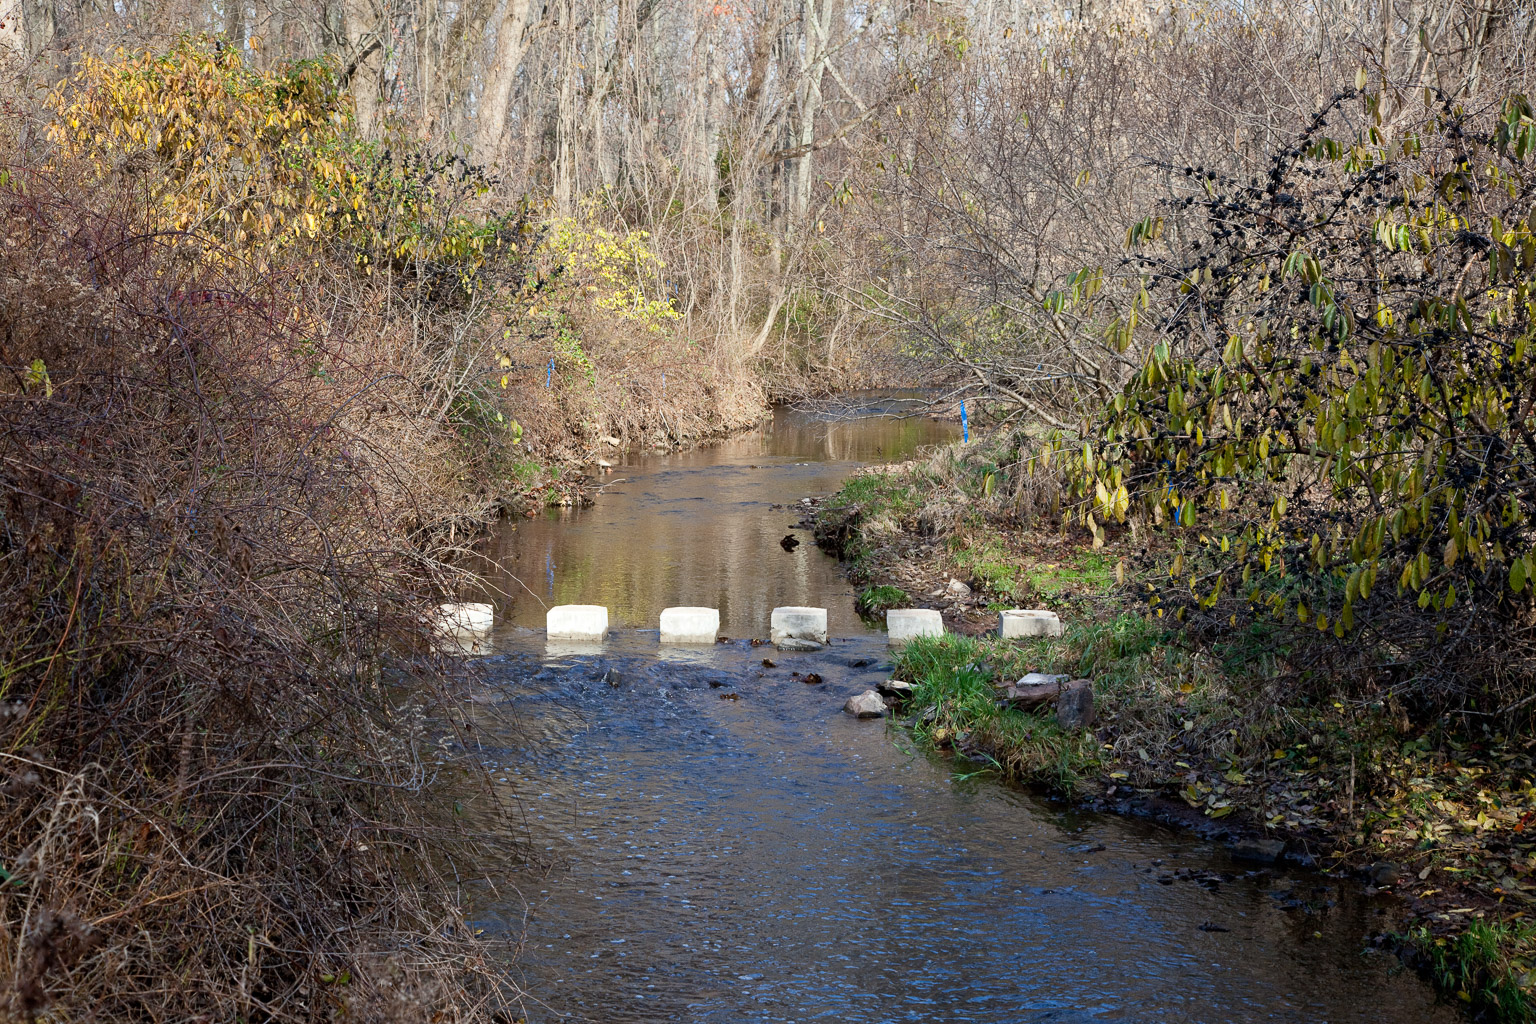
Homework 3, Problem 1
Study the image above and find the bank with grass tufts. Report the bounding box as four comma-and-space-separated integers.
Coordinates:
818, 431, 1536, 1023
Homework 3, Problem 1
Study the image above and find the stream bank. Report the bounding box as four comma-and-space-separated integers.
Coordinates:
813, 432, 1536, 1022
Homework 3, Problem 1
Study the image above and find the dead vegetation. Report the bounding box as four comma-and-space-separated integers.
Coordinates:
0, 78, 527, 1022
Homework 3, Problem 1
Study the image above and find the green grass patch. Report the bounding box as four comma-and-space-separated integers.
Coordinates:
818, 470, 927, 563
948, 539, 1118, 603
950, 535, 1022, 597
831, 470, 924, 519
895, 634, 1100, 792
856, 584, 909, 618
968, 612, 1164, 692
1025, 549, 1116, 597
1407, 920, 1536, 1021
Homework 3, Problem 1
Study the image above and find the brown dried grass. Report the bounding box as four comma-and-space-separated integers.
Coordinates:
0, 134, 513, 1020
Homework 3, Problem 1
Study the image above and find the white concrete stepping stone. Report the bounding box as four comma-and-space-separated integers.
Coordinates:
433, 602, 493, 633
770, 606, 828, 646
547, 604, 609, 641
430, 602, 494, 654
660, 607, 720, 644
999, 609, 1063, 638
886, 608, 944, 644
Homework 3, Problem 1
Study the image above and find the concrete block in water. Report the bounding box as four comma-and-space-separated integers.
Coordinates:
660, 607, 720, 644
886, 608, 944, 644
434, 602, 493, 633
547, 604, 609, 641
999, 608, 1063, 639
770, 606, 828, 645
432, 602, 493, 654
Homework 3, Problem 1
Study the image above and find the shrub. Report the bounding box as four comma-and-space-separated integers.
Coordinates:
1061, 92, 1536, 713
0, 48, 508, 1022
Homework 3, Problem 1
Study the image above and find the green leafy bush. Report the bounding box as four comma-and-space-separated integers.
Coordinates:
1059, 92, 1536, 710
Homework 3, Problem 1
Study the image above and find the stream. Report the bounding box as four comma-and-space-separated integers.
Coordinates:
460, 397, 1456, 1023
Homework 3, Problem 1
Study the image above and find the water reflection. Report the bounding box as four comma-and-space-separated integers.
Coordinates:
469, 397, 957, 637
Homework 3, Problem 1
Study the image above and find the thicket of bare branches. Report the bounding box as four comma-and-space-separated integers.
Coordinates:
0, 97, 517, 1020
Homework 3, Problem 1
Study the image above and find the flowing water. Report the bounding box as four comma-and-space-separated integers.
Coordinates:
460, 397, 1456, 1024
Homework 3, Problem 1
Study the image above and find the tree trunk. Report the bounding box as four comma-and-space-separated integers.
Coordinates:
344, 0, 384, 134
789, 0, 834, 225
473, 0, 535, 165
0, 0, 23, 59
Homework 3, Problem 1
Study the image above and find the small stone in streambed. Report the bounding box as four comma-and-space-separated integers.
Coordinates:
761, 658, 776, 668
780, 534, 801, 551
720, 692, 740, 701
1232, 837, 1287, 864
776, 637, 824, 652
1198, 921, 1231, 932
843, 691, 886, 718
877, 679, 915, 700
708, 680, 724, 688
850, 658, 874, 668
1368, 862, 1402, 886
803, 672, 823, 685
603, 668, 623, 688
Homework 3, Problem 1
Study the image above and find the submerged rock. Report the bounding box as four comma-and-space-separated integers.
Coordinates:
843, 691, 887, 718
1232, 837, 1287, 864
1368, 861, 1402, 886
776, 637, 825, 652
